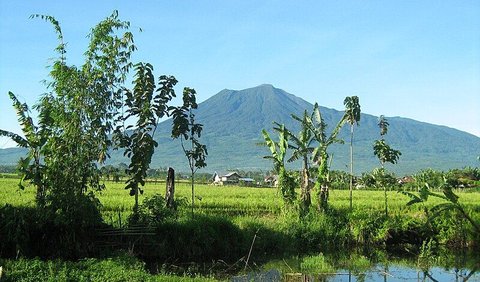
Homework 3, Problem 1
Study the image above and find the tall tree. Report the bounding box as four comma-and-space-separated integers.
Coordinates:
373, 115, 401, 217
171, 88, 208, 218
118, 63, 177, 218
1, 11, 137, 210
344, 96, 361, 210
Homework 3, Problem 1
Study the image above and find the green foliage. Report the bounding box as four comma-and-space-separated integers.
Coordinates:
1, 178, 479, 261
373, 139, 401, 165
344, 96, 361, 128
377, 115, 389, 136
373, 116, 401, 167
171, 88, 208, 170
328, 170, 351, 190
413, 169, 444, 190
373, 115, 401, 217
358, 171, 376, 188
417, 239, 438, 270
156, 215, 246, 262
265, 101, 348, 213
445, 167, 480, 187
349, 210, 388, 245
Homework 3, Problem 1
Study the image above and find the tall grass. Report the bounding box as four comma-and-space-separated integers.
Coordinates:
0, 254, 218, 281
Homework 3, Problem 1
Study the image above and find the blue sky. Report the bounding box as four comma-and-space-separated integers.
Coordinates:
1, 1, 479, 148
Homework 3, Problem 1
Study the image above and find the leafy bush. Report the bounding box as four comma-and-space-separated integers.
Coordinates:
127, 194, 182, 226
281, 208, 351, 253
349, 210, 387, 245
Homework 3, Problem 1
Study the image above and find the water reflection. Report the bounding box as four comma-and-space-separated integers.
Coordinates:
232, 250, 479, 282
234, 265, 478, 281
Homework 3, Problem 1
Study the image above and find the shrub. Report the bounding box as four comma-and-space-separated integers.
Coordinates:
127, 194, 182, 227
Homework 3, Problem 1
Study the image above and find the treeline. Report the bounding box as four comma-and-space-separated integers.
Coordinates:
98, 164, 214, 183
328, 166, 480, 191
0, 165, 16, 174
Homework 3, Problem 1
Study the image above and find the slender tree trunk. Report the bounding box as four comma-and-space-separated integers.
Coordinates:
320, 184, 329, 211
191, 167, 195, 218
165, 167, 175, 209
133, 184, 139, 222
349, 125, 354, 210
317, 156, 329, 212
382, 163, 388, 217
384, 186, 388, 217
189, 134, 195, 218
301, 156, 311, 211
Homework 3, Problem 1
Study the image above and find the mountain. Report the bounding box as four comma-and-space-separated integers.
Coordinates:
1, 84, 479, 175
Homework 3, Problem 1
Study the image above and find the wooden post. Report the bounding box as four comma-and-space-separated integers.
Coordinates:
165, 167, 175, 209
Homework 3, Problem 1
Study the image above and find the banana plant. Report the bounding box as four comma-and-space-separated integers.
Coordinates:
288, 110, 315, 212
261, 125, 296, 204
309, 103, 347, 211
0, 92, 49, 206
401, 180, 480, 234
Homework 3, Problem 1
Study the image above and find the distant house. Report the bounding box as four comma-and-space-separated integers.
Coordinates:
212, 171, 242, 185
264, 175, 278, 187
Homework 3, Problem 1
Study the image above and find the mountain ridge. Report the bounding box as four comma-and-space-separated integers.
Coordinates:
1, 84, 479, 175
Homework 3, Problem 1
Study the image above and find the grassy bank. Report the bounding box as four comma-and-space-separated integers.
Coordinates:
0, 255, 218, 282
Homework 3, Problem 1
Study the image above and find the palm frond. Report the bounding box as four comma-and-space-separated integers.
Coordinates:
287, 151, 301, 163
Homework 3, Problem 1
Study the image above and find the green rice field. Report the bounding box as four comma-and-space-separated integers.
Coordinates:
2, 177, 479, 226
